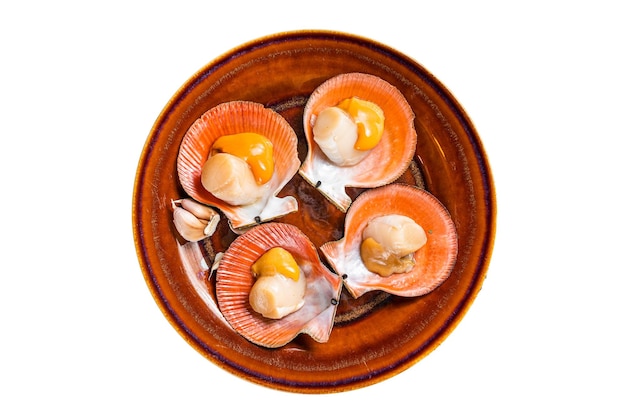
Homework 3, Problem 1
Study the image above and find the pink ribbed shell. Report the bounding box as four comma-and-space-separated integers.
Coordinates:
299, 73, 417, 212
177, 101, 300, 229
216, 222, 343, 348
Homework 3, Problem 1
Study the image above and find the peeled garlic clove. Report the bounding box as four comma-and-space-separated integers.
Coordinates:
172, 198, 221, 242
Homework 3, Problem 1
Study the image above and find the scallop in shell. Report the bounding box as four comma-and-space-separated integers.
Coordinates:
216, 222, 343, 348
320, 184, 458, 298
299, 73, 417, 212
177, 101, 300, 229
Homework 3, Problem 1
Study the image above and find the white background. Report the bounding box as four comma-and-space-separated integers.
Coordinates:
2, 1, 624, 415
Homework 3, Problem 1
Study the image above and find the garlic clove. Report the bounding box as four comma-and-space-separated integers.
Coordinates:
171, 198, 221, 242
202, 215, 220, 237
178, 198, 218, 218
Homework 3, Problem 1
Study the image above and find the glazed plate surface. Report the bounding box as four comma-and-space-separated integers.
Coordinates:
132, 30, 496, 393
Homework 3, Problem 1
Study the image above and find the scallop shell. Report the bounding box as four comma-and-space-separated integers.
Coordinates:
216, 222, 343, 348
320, 184, 458, 298
177, 101, 300, 229
299, 73, 417, 212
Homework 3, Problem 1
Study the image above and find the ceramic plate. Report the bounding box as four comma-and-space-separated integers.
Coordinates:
132, 30, 496, 393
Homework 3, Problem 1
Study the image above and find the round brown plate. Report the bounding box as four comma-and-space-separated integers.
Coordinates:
132, 30, 496, 393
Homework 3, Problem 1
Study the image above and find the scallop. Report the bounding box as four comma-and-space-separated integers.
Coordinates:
299, 73, 417, 212
216, 222, 343, 348
320, 184, 458, 298
177, 101, 300, 229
